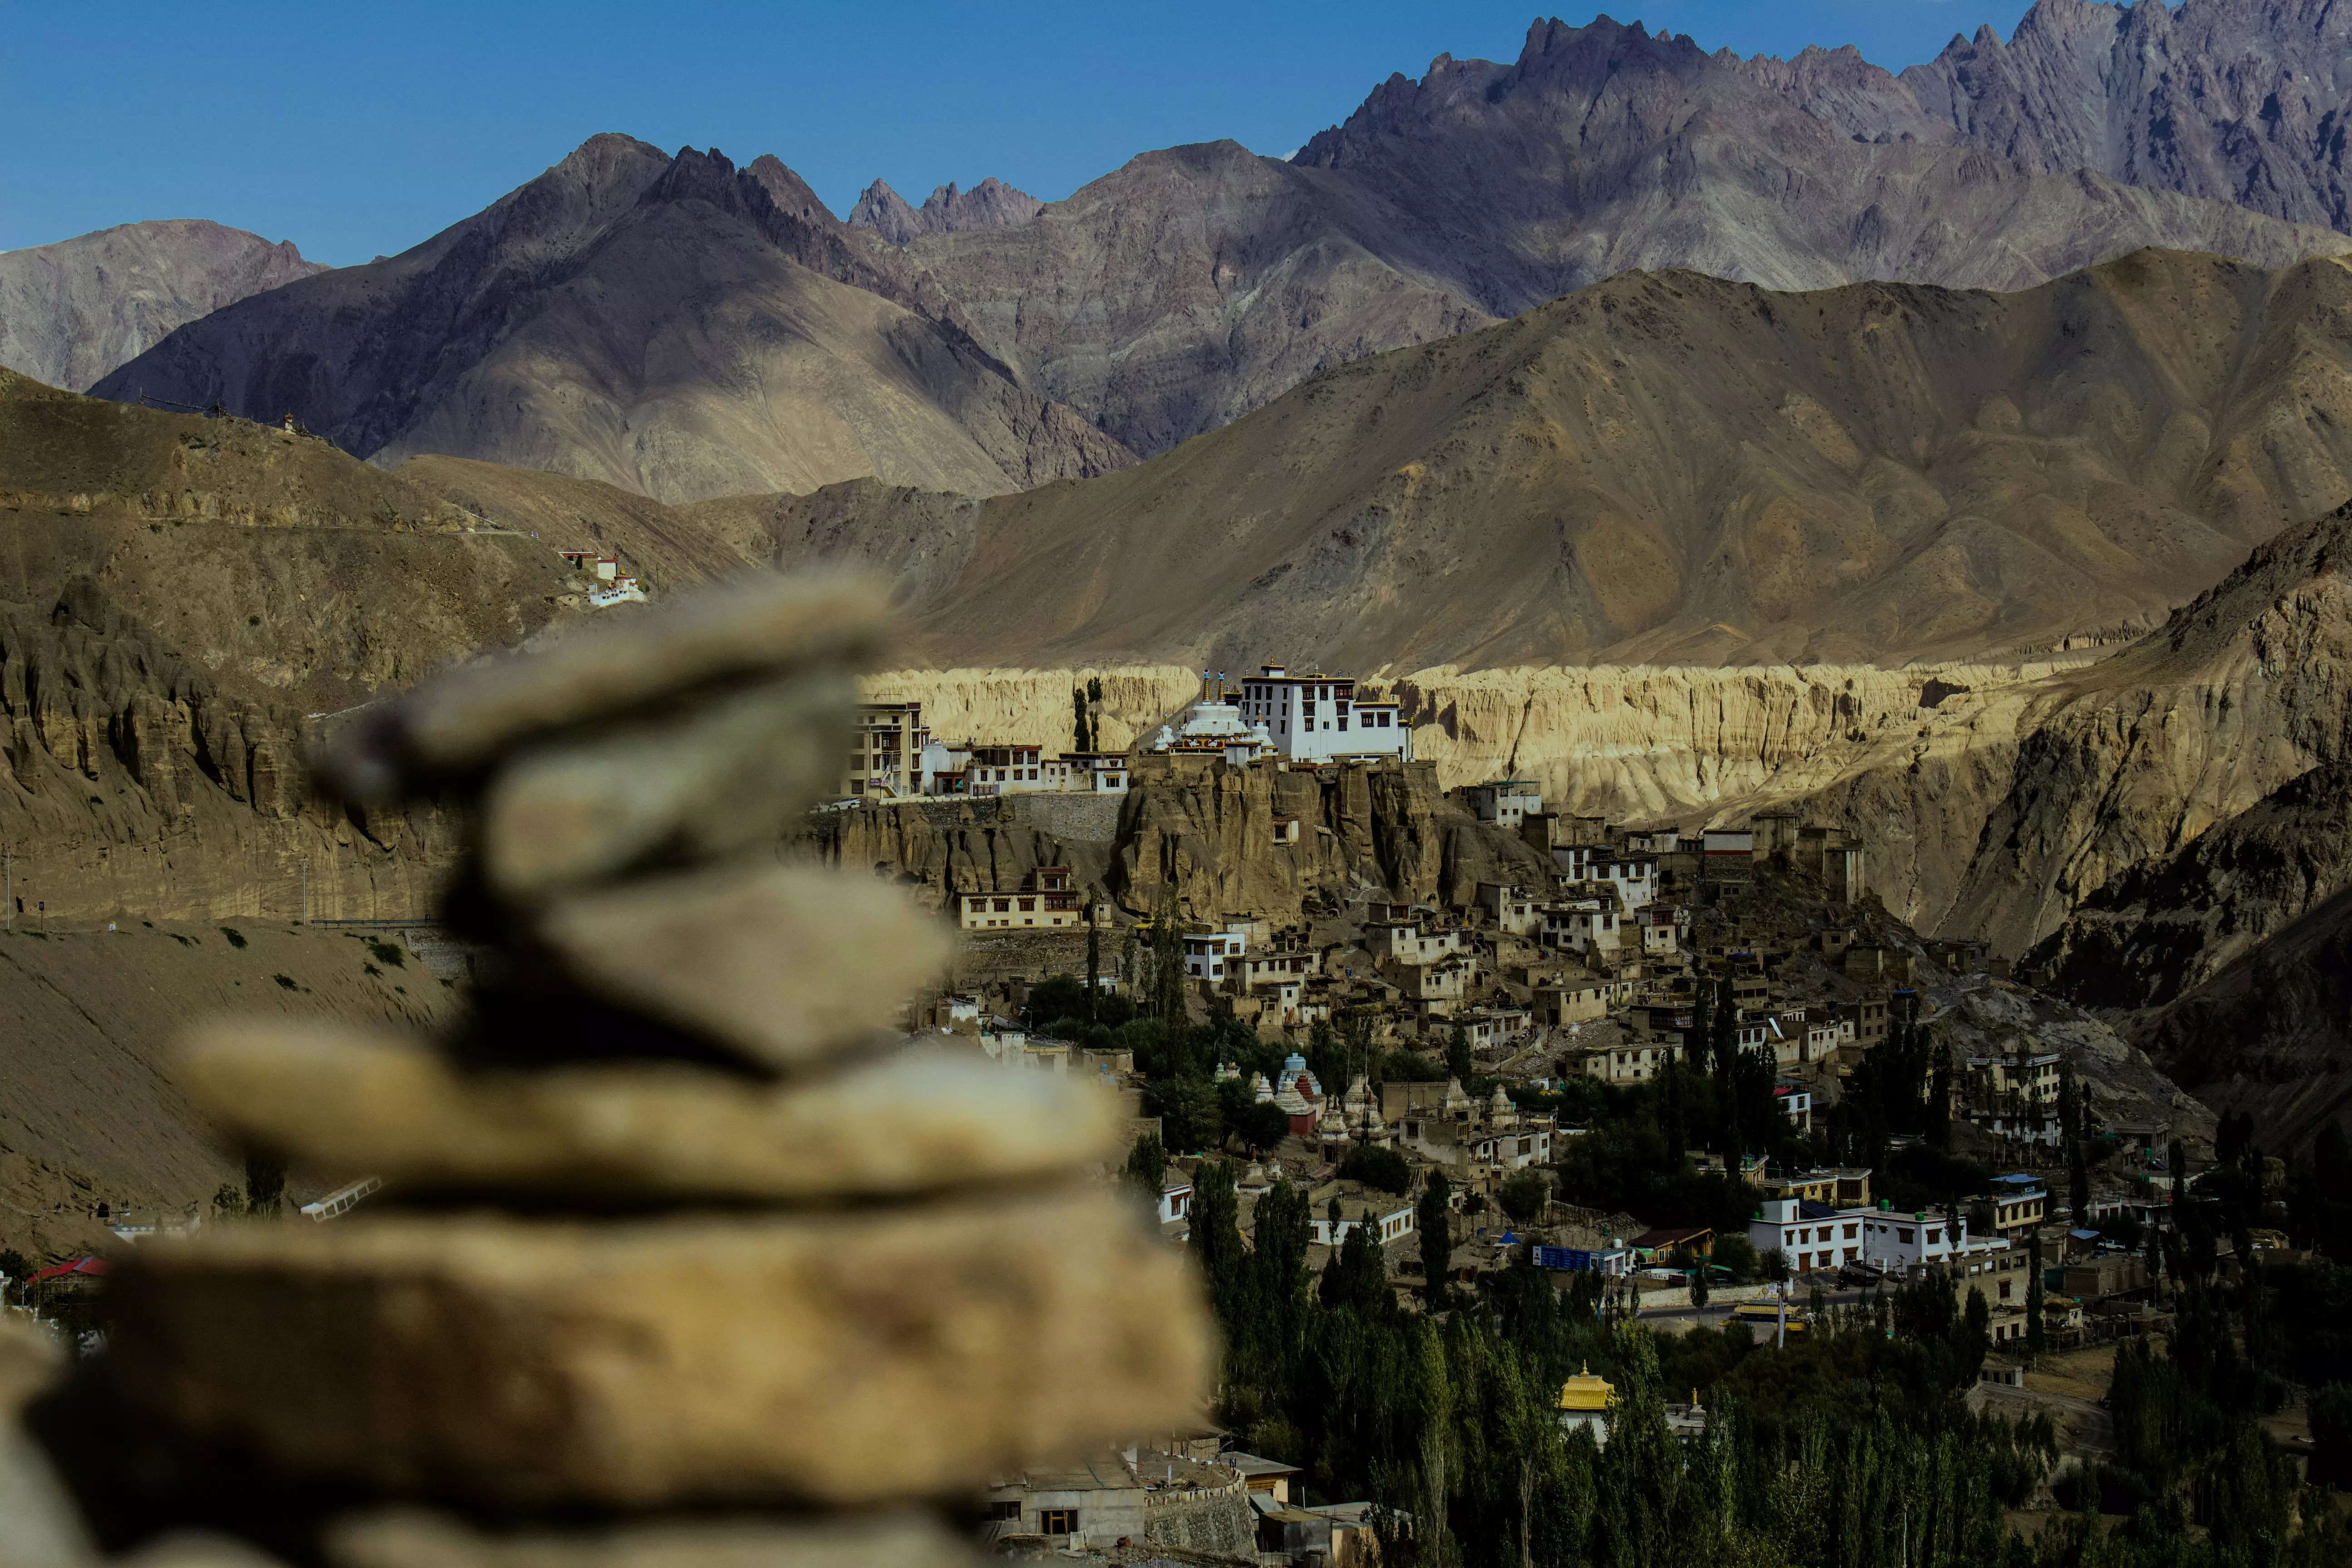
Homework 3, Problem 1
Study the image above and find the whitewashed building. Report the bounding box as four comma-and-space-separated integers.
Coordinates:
1235, 666, 1410, 762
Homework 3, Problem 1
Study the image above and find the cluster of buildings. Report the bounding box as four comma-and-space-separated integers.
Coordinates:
840, 665, 1412, 802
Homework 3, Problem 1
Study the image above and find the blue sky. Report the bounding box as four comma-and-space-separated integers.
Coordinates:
1, 2, 2038, 265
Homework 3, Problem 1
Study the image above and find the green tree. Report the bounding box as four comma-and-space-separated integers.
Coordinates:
1341, 1144, 1413, 1196
2027, 1235, 2046, 1355
1497, 1168, 1551, 1225
1084, 905, 1101, 1023
1072, 686, 1092, 753
1446, 1022, 1474, 1087
1123, 1131, 1166, 1206
1150, 892, 1186, 1024
1419, 1173, 1453, 1308
1320, 1205, 1392, 1314
244, 1153, 285, 1219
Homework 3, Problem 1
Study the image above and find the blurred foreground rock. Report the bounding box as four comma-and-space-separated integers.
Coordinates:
10, 574, 1209, 1565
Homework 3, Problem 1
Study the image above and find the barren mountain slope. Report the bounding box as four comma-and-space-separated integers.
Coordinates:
0, 220, 325, 394
93, 138, 1131, 505
785, 250, 2352, 674
0, 922, 459, 1261
1779, 483, 2352, 981
394, 454, 760, 590
899, 10, 2352, 456
0, 368, 616, 924
2129, 885, 2352, 1154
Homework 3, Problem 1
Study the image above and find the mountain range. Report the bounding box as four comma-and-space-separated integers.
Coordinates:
61, 1, 2352, 499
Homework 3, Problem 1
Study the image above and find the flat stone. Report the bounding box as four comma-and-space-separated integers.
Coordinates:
122, 1533, 292, 1568
326, 1507, 976, 1568
0, 1316, 64, 1414
478, 669, 854, 903
179, 1024, 1122, 1202
106, 1190, 1210, 1509
531, 863, 950, 1073
0, 1417, 95, 1568
316, 574, 890, 805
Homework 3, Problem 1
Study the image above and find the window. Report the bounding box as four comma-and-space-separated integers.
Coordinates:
1038, 1510, 1079, 1536
1897, 1228, 1914, 1244
989, 1502, 1023, 1522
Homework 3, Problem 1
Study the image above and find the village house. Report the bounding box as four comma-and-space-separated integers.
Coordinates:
1757, 1168, 1873, 1208
1468, 780, 1543, 828
1576, 1039, 1672, 1085
843, 700, 931, 799
965, 743, 1049, 797
1750, 1198, 1867, 1274
1306, 1192, 1418, 1248
1774, 1080, 1814, 1132
956, 867, 1083, 931
1536, 977, 1614, 1027
1550, 845, 1659, 913
1984, 1173, 2049, 1237
1183, 927, 1250, 985
1395, 955, 1472, 1017
1369, 915, 1467, 966
1540, 900, 1624, 962
983, 1449, 1250, 1554
1961, 1054, 2063, 1146
1476, 880, 1543, 937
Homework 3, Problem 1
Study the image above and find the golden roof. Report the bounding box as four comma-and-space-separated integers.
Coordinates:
1556, 1363, 1615, 1412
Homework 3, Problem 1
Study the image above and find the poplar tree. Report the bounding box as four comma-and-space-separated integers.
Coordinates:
1084, 903, 1100, 1022
1418, 1173, 1453, 1309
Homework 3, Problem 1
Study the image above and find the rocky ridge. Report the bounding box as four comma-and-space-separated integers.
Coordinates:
0, 368, 746, 927
849, 176, 1044, 243
94, 138, 1132, 504
0, 220, 325, 394
895, 5, 2352, 456
797, 250, 2352, 672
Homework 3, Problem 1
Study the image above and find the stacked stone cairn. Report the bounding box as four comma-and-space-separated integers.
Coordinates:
21, 574, 1209, 1566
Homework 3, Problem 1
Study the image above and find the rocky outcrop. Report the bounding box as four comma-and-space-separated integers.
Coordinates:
0, 220, 325, 394
0, 370, 637, 924
807, 754, 1548, 926
2131, 884, 2352, 1154
1906, 0, 2352, 234
2027, 761, 2352, 1009
1112, 756, 1549, 920
94, 139, 1133, 504
849, 177, 1044, 244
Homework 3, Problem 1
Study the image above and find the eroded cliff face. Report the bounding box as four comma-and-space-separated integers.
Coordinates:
877, 660, 2077, 936
861, 667, 1201, 755
1112, 757, 1550, 921
801, 756, 1546, 926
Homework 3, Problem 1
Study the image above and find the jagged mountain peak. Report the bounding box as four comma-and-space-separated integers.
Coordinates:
847, 174, 1043, 244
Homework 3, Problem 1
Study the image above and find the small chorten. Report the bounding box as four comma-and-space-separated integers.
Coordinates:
1251, 1073, 1274, 1104
1441, 1076, 1472, 1120
1488, 1084, 1517, 1127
